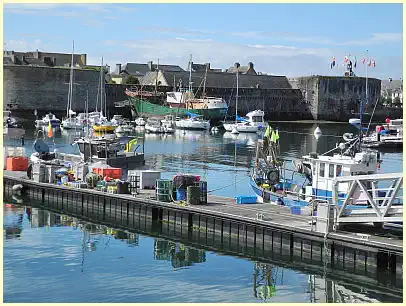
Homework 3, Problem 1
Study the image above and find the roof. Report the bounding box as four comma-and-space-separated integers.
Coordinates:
226, 66, 255, 74
122, 63, 185, 76
141, 70, 293, 89
381, 79, 402, 91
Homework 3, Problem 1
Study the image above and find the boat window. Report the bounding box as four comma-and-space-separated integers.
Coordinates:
312, 162, 316, 176
251, 116, 263, 122
319, 163, 325, 177
329, 164, 334, 178
336, 165, 342, 177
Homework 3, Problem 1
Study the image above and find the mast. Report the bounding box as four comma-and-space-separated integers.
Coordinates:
235, 70, 239, 123
360, 49, 368, 143
67, 40, 75, 118
188, 54, 192, 93
203, 64, 208, 98
98, 57, 104, 117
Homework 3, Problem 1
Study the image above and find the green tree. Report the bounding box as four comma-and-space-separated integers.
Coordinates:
123, 75, 140, 85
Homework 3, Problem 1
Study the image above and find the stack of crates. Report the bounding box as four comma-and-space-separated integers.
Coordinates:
92, 167, 122, 179
193, 181, 207, 204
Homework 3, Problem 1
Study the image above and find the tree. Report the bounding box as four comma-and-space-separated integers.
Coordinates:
123, 75, 139, 85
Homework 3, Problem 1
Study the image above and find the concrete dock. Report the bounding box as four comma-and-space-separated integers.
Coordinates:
3, 170, 402, 280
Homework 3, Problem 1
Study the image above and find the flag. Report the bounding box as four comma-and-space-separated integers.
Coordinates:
368, 59, 371, 67
125, 138, 138, 152
330, 56, 336, 69
344, 56, 349, 64
264, 126, 271, 138
372, 59, 376, 67
362, 58, 366, 64
271, 130, 277, 143
354, 57, 357, 68
47, 122, 53, 138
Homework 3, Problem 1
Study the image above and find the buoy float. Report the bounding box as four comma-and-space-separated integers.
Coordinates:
313, 126, 322, 140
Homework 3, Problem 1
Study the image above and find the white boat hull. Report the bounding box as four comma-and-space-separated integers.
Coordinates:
175, 119, 210, 130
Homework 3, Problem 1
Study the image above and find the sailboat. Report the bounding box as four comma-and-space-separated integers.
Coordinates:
61, 41, 83, 130
92, 58, 117, 133
223, 71, 259, 133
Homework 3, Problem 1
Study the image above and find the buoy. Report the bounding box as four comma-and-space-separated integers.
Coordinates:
313, 126, 322, 140
12, 184, 23, 195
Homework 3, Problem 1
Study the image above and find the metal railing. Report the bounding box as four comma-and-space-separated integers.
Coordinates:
331, 172, 403, 224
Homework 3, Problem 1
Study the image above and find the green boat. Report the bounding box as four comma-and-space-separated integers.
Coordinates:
128, 96, 228, 122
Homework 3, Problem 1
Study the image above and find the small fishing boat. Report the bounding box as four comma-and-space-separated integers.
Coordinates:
362, 118, 403, 149
35, 113, 61, 128
250, 126, 379, 210
175, 113, 210, 130
92, 121, 117, 133
145, 118, 175, 133
134, 117, 146, 126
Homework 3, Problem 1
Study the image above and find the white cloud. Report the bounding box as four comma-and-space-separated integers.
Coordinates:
231, 31, 401, 46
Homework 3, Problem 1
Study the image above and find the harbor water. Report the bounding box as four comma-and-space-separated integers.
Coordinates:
4, 122, 403, 302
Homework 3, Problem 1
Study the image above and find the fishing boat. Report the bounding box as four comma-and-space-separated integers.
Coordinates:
250, 127, 379, 209
361, 118, 403, 149
73, 135, 144, 168
92, 120, 117, 133
134, 117, 146, 126
35, 113, 61, 128
126, 56, 228, 121
3, 111, 25, 138
115, 123, 135, 134
145, 118, 175, 133
175, 113, 210, 130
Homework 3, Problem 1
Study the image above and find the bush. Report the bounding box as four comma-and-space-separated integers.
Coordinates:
123, 75, 139, 85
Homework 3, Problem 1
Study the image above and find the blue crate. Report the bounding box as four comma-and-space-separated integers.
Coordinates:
235, 195, 257, 204
290, 206, 301, 215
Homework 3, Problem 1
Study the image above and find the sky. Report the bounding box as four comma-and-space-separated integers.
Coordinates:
3, 3, 403, 79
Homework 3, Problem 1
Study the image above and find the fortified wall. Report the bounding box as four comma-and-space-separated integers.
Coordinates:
289, 76, 383, 121
4, 65, 100, 122
5, 65, 399, 122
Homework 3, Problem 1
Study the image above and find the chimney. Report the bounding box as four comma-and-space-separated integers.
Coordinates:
248, 62, 254, 69
148, 60, 153, 71
34, 49, 39, 59
116, 63, 121, 74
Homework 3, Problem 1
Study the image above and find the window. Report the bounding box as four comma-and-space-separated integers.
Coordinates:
336, 165, 342, 177
319, 163, 325, 177
329, 164, 334, 178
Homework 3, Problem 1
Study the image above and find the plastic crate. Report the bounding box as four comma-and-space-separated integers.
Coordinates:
235, 195, 257, 204
92, 167, 122, 179
6, 157, 29, 171
290, 206, 301, 215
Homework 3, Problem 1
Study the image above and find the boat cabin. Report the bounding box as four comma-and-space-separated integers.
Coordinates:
302, 151, 377, 200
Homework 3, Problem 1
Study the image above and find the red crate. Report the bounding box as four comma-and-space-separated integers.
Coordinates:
92, 167, 122, 179
6, 157, 29, 171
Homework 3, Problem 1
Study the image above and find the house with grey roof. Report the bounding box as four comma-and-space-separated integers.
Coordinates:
140, 69, 292, 90
225, 62, 257, 75
109, 60, 185, 84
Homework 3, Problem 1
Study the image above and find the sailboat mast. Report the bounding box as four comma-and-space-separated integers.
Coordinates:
188, 54, 192, 93
67, 40, 75, 118
235, 70, 239, 123
203, 64, 208, 98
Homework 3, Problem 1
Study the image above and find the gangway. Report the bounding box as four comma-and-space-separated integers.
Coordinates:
331, 172, 403, 225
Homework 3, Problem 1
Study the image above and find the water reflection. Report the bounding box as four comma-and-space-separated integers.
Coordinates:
154, 239, 206, 269
3, 202, 402, 303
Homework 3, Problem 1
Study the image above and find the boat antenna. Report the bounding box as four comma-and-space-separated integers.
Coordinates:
202, 63, 208, 98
